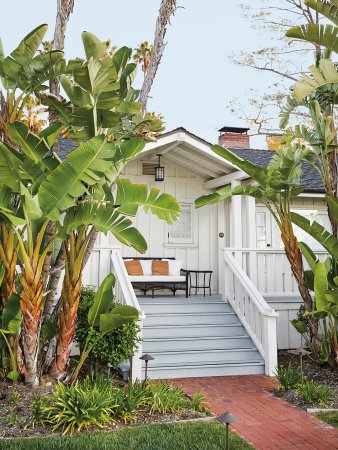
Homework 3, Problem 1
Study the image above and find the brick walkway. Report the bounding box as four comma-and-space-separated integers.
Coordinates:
173, 375, 338, 449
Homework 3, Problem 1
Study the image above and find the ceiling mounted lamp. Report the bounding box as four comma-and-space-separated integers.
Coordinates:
154, 154, 165, 181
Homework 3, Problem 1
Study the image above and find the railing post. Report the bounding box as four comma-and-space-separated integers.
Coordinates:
263, 313, 278, 376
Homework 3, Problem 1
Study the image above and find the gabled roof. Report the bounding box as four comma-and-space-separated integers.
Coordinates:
57, 128, 324, 193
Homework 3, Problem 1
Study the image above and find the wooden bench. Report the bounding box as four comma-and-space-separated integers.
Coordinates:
123, 257, 189, 298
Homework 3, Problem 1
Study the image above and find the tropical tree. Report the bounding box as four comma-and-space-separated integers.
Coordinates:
195, 142, 319, 337
291, 194, 338, 366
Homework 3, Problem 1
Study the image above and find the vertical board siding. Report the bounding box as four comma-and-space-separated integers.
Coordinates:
82, 157, 219, 293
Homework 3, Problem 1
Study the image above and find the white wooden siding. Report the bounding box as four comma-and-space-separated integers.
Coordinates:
82, 157, 219, 293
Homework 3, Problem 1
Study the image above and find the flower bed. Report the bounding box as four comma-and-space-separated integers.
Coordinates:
273, 351, 338, 410
0, 376, 209, 439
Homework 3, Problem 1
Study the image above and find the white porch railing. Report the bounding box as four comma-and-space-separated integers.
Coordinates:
111, 250, 145, 381
225, 248, 327, 295
223, 250, 278, 376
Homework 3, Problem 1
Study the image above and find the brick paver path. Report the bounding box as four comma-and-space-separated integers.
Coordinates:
173, 375, 338, 449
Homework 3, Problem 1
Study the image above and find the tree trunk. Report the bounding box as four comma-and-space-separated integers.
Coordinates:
49, 236, 83, 379
50, 0, 75, 96
43, 0, 75, 320
20, 270, 44, 386
139, 0, 178, 111
326, 149, 338, 237
44, 245, 65, 321
0, 225, 17, 307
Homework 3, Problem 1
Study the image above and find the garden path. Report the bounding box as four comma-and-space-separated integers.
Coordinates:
172, 375, 338, 449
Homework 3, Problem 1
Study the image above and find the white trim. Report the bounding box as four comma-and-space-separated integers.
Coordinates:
204, 170, 247, 189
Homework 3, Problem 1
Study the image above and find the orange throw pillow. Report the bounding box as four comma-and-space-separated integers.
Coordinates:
152, 260, 169, 275
125, 259, 143, 276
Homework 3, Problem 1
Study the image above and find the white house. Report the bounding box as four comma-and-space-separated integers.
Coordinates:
61, 126, 328, 380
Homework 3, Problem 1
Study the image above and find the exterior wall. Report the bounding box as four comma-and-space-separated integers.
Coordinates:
83, 157, 219, 293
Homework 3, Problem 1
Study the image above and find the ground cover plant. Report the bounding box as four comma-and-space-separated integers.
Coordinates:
0, 421, 252, 450
273, 351, 338, 410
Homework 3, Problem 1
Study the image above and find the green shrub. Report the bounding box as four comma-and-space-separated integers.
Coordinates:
75, 286, 141, 369
145, 381, 188, 414
274, 363, 301, 390
45, 378, 117, 433
297, 379, 333, 404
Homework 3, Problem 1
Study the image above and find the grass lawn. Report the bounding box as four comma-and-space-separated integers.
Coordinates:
315, 411, 338, 429
0, 420, 252, 450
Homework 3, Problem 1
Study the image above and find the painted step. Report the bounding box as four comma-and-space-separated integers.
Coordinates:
143, 323, 244, 339
144, 348, 262, 365
143, 335, 253, 352
144, 312, 239, 326
142, 361, 265, 379
139, 300, 231, 314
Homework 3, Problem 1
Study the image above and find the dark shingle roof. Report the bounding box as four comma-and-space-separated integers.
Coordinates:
56, 133, 324, 193
231, 148, 324, 193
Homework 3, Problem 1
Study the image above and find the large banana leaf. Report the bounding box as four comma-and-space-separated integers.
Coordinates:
291, 211, 338, 258
314, 261, 329, 312
63, 202, 148, 252
286, 24, 338, 54
195, 185, 263, 208
292, 59, 338, 102
325, 193, 338, 218
38, 136, 116, 218
115, 179, 180, 224
211, 145, 269, 188
305, 0, 338, 27
100, 305, 138, 335
7, 122, 50, 163
0, 143, 22, 190
279, 95, 302, 129
88, 273, 115, 326
0, 24, 48, 78
81, 31, 106, 60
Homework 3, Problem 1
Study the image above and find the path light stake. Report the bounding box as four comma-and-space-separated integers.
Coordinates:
288, 348, 311, 381
218, 410, 239, 450
139, 353, 154, 380
107, 362, 112, 379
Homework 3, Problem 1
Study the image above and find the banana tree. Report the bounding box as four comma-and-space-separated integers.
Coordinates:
69, 273, 138, 383
49, 177, 180, 379
195, 142, 317, 320
0, 24, 65, 145
41, 31, 165, 320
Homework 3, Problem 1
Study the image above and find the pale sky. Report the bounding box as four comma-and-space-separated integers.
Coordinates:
3, 1, 277, 148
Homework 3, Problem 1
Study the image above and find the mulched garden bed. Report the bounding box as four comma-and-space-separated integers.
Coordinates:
0, 377, 208, 439
273, 350, 338, 410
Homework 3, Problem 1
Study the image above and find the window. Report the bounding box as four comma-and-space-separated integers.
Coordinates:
168, 203, 194, 244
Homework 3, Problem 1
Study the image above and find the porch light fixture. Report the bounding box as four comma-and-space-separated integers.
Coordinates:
140, 353, 154, 380
218, 410, 239, 450
154, 154, 165, 181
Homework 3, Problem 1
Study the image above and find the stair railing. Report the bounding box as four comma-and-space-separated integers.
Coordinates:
111, 250, 145, 381
223, 250, 278, 376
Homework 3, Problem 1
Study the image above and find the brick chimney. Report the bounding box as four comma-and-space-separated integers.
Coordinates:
218, 126, 250, 149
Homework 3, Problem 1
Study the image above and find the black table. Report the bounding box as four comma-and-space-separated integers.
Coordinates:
188, 270, 213, 297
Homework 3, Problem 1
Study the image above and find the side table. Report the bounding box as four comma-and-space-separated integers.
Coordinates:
188, 270, 213, 297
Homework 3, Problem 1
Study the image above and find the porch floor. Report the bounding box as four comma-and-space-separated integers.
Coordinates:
173, 376, 338, 450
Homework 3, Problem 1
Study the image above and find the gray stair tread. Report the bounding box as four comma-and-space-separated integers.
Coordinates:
149, 348, 258, 355
144, 323, 243, 329
146, 360, 265, 369
144, 335, 249, 342
145, 312, 234, 317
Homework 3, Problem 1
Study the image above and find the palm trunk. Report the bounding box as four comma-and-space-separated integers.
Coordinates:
49, 230, 88, 379
139, 0, 178, 111
20, 268, 44, 386
325, 149, 338, 237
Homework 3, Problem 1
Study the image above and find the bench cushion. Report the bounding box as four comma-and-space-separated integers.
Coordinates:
124, 259, 143, 276
152, 260, 169, 275
129, 275, 186, 283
